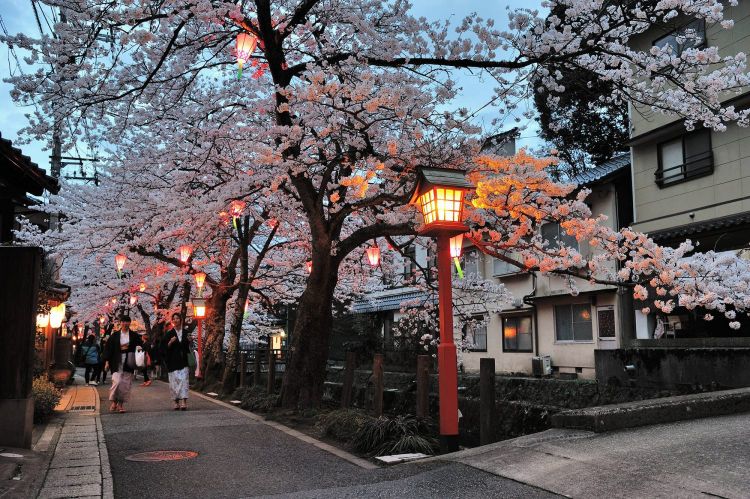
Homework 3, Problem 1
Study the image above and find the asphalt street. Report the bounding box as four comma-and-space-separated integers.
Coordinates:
96, 380, 558, 498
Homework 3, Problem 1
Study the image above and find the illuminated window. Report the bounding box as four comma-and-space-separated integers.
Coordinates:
555, 304, 593, 342
503, 316, 533, 352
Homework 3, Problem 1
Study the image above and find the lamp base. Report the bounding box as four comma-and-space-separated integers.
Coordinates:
439, 434, 459, 454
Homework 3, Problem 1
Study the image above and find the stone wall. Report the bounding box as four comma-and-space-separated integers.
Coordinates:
595, 348, 750, 390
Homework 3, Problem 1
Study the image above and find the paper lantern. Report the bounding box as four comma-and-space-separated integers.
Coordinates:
178, 245, 192, 264
49, 303, 66, 329
236, 32, 258, 79
449, 233, 465, 279
139, 282, 146, 292
409, 167, 472, 236
36, 313, 50, 328
229, 200, 246, 218
115, 254, 127, 276
306, 261, 312, 273
366, 246, 381, 267
194, 272, 206, 295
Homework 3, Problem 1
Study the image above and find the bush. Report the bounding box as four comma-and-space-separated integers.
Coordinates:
33, 377, 62, 423
351, 414, 438, 456
239, 386, 279, 412
316, 409, 374, 442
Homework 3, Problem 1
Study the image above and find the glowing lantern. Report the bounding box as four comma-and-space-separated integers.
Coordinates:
139, 282, 146, 292
194, 272, 207, 296
115, 253, 127, 277
267, 218, 279, 228
111, 297, 117, 305
244, 298, 250, 316
306, 261, 312, 274
192, 298, 207, 319
49, 303, 66, 329
450, 233, 465, 279
229, 200, 246, 229
130, 295, 137, 306
235, 32, 258, 79
99, 316, 105, 325
36, 313, 50, 328
409, 167, 471, 236
219, 211, 231, 226
366, 245, 381, 267
178, 245, 192, 264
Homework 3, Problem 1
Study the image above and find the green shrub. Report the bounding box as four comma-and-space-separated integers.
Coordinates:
33, 377, 61, 423
239, 386, 279, 412
316, 409, 374, 442
351, 414, 438, 456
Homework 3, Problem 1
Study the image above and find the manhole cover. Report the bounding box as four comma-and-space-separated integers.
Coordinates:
125, 451, 198, 462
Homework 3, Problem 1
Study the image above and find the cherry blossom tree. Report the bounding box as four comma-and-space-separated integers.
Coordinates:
5, 0, 750, 408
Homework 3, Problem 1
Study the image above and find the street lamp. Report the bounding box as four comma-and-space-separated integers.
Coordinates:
409, 166, 472, 453
192, 297, 207, 379
194, 272, 207, 297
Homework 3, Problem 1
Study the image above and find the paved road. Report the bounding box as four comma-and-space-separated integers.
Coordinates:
96, 380, 557, 498
448, 413, 750, 498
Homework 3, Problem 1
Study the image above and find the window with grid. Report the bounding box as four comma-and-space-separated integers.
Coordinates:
462, 316, 487, 351
502, 315, 533, 352
541, 223, 579, 251
555, 304, 593, 342
656, 129, 712, 186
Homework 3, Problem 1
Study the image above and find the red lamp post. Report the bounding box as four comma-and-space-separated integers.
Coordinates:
409, 166, 472, 452
192, 297, 207, 379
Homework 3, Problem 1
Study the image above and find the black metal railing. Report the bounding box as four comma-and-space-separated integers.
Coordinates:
236, 348, 290, 374
655, 150, 713, 186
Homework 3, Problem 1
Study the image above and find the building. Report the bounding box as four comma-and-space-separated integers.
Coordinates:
459, 154, 633, 379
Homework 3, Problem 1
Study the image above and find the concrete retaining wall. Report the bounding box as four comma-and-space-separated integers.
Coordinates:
595, 348, 750, 390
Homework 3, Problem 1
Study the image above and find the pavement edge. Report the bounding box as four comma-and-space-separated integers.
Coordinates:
189, 387, 379, 470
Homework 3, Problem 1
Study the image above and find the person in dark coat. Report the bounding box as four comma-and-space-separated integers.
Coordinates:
102, 314, 142, 413
161, 312, 191, 410
80, 334, 101, 385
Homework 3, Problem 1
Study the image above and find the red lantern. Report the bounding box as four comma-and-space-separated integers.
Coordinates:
366, 246, 381, 267
139, 282, 146, 292
178, 245, 192, 264
219, 211, 231, 226
449, 234, 464, 258
194, 272, 206, 294
236, 32, 258, 79
115, 254, 127, 275
306, 261, 312, 274
130, 295, 137, 305
229, 200, 246, 218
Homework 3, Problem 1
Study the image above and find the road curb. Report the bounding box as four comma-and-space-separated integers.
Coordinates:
189, 387, 379, 470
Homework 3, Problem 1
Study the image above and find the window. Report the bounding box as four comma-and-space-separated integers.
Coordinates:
503, 315, 533, 352
653, 19, 706, 56
555, 304, 593, 342
462, 317, 487, 351
597, 307, 616, 340
541, 222, 578, 251
402, 245, 417, 279
656, 129, 712, 185
493, 254, 522, 276
463, 248, 482, 277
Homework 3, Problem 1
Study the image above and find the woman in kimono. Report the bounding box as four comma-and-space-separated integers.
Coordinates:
102, 314, 142, 413
162, 312, 191, 410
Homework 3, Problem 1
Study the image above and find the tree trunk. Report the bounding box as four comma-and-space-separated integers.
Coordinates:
221, 284, 250, 393
200, 292, 229, 386
281, 257, 338, 409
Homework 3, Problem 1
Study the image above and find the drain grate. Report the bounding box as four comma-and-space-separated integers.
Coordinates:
70, 405, 96, 411
125, 451, 198, 462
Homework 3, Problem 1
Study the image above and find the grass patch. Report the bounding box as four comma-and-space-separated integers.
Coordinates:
351, 414, 438, 456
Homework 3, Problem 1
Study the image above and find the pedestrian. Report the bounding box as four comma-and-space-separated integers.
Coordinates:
140, 333, 153, 387
102, 314, 142, 413
161, 312, 191, 411
97, 328, 112, 384
80, 334, 101, 386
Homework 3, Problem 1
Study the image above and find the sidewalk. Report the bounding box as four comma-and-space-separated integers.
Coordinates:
35, 383, 113, 499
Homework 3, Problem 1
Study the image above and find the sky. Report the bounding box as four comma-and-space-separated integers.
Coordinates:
0, 0, 541, 174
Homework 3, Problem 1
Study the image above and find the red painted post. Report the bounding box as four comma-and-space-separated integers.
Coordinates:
436, 234, 459, 452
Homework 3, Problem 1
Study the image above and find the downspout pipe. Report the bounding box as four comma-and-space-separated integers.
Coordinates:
522, 273, 539, 356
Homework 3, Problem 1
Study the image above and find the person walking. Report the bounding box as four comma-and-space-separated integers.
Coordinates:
140, 333, 153, 387
80, 334, 101, 385
102, 314, 142, 413
97, 330, 111, 384
162, 313, 191, 411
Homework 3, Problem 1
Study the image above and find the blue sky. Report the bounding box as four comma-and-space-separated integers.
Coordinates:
0, 0, 540, 173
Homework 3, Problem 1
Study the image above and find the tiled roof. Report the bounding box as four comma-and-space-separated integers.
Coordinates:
0, 132, 58, 195
352, 288, 435, 313
571, 153, 630, 186
649, 212, 750, 242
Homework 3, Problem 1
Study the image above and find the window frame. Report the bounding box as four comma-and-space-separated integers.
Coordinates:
541, 222, 579, 252
554, 303, 594, 343
462, 315, 488, 352
501, 314, 534, 353
656, 129, 713, 187
652, 19, 706, 57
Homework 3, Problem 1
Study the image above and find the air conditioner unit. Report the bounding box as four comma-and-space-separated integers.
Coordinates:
532, 355, 552, 377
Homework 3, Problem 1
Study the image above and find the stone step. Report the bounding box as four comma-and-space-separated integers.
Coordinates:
551, 387, 750, 432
